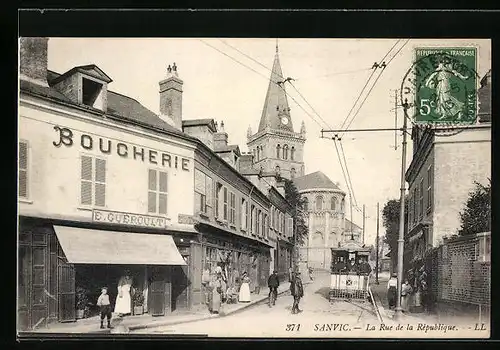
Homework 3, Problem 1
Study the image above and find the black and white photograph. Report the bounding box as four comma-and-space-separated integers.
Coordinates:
17, 35, 491, 338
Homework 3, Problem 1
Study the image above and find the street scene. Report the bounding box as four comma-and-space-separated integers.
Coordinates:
18, 35, 491, 339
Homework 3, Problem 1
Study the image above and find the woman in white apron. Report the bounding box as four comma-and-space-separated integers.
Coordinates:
114, 272, 133, 317
239, 272, 251, 302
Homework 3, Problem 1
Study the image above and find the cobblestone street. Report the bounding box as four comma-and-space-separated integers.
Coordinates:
133, 271, 379, 337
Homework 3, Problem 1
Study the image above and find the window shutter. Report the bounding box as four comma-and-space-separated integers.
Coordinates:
158, 171, 168, 214
194, 169, 205, 193
206, 177, 213, 207
80, 156, 93, 205
148, 169, 157, 213
18, 142, 28, 198
94, 158, 106, 206
288, 217, 294, 238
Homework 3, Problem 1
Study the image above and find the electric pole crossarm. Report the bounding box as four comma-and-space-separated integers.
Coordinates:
322, 128, 404, 135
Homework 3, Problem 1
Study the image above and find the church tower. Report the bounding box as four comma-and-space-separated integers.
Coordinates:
247, 43, 306, 182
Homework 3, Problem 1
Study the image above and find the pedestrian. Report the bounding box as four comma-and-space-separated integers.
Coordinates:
267, 270, 280, 307
239, 271, 251, 302
290, 271, 304, 314
401, 279, 413, 312
96, 287, 112, 329
114, 270, 133, 317
387, 273, 397, 309
209, 266, 225, 314
308, 266, 314, 281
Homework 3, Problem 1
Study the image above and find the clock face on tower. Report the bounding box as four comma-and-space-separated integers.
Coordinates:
281, 117, 289, 125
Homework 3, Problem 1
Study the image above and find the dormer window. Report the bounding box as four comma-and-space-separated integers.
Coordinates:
82, 77, 104, 109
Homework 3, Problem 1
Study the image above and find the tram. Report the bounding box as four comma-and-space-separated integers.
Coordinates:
329, 241, 372, 303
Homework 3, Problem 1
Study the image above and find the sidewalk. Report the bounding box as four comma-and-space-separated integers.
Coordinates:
31, 279, 310, 334
369, 276, 438, 325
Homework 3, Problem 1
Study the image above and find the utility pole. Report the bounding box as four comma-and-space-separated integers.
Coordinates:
375, 202, 380, 284
394, 98, 409, 320
394, 89, 398, 150
362, 204, 366, 245
349, 193, 354, 241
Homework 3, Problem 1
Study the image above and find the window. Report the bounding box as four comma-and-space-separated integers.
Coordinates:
223, 187, 229, 221
427, 166, 432, 210
288, 217, 294, 239
194, 169, 213, 216
330, 197, 337, 211
229, 192, 236, 225
241, 198, 248, 230
275, 166, 280, 176
81, 155, 106, 206
257, 210, 264, 236
148, 169, 168, 214
82, 77, 104, 109
256, 147, 260, 162
341, 198, 345, 212
276, 144, 281, 158
315, 195, 323, 211
408, 193, 413, 226
291, 168, 296, 179
19, 141, 28, 198
419, 180, 424, 218
283, 145, 289, 160
291, 147, 295, 160
264, 214, 268, 238
270, 207, 274, 229
215, 182, 223, 218
281, 213, 285, 234
251, 204, 256, 234
413, 188, 418, 222
275, 209, 279, 231
303, 198, 309, 211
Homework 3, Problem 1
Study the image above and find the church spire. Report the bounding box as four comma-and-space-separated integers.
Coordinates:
258, 45, 293, 133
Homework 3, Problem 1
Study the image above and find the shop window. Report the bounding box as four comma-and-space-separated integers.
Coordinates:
19, 141, 29, 198
229, 192, 236, 225
194, 169, 213, 216
81, 155, 106, 206
241, 198, 248, 231
148, 169, 168, 215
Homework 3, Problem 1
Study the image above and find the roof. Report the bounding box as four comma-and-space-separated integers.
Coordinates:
258, 49, 294, 133
344, 218, 362, 232
49, 64, 113, 84
44, 70, 179, 134
293, 171, 342, 192
214, 144, 241, 156
182, 119, 217, 133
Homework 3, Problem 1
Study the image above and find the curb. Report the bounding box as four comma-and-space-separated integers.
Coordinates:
127, 281, 312, 332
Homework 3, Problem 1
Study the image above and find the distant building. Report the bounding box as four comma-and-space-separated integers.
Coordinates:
404, 70, 491, 268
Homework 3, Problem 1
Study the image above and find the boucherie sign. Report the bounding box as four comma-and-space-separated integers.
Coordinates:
52, 126, 190, 171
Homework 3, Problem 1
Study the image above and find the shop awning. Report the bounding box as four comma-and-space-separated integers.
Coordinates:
53, 226, 186, 265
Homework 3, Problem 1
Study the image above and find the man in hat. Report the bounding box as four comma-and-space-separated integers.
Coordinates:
290, 271, 304, 314
267, 270, 280, 307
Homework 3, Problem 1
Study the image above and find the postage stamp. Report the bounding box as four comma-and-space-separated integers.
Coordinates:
17, 34, 491, 340
401, 47, 480, 136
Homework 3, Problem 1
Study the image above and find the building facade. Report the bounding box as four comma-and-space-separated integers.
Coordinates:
17, 38, 292, 331
404, 70, 491, 268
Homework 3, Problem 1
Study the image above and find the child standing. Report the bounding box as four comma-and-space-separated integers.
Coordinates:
97, 287, 112, 329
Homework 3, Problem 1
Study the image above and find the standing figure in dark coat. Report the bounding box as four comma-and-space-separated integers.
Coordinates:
290, 271, 304, 314
267, 270, 280, 307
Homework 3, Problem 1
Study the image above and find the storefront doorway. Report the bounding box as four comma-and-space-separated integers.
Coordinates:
74, 265, 145, 318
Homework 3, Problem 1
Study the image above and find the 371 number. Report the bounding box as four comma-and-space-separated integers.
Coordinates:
285, 324, 301, 331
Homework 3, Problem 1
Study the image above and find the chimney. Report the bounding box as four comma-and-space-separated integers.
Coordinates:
19, 37, 49, 87
159, 62, 183, 131
214, 120, 229, 150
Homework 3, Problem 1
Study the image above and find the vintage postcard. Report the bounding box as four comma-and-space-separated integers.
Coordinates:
17, 37, 491, 339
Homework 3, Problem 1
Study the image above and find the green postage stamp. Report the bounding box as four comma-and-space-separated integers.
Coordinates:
411, 47, 478, 124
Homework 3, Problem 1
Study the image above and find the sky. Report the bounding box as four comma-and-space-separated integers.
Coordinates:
47, 38, 491, 246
